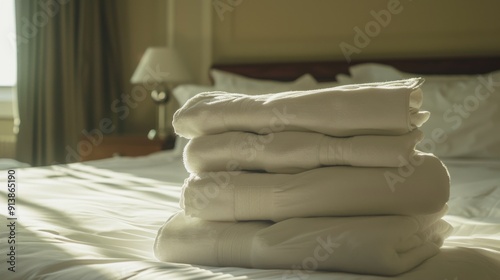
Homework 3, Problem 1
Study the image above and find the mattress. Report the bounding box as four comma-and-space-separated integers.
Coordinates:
1, 149, 500, 280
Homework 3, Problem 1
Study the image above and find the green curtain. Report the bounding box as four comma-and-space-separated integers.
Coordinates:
15, 0, 125, 166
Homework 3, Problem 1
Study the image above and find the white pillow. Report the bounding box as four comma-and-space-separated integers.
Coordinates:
314, 81, 340, 89
172, 84, 215, 106
335, 73, 353, 85
210, 69, 318, 94
341, 63, 500, 159
174, 72, 321, 107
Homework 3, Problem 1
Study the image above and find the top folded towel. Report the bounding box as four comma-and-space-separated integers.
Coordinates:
173, 78, 430, 138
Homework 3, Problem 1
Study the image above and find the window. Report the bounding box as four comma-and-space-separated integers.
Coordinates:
0, 0, 16, 87
0, 0, 16, 120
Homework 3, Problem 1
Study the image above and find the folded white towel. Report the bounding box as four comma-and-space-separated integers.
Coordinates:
181, 152, 449, 221
154, 208, 452, 276
184, 130, 424, 173
173, 78, 430, 139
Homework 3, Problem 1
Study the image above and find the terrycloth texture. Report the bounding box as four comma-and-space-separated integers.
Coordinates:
181, 153, 450, 222
183, 130, 424, 173
154, 208, 452, 276
173, 78, 430, 139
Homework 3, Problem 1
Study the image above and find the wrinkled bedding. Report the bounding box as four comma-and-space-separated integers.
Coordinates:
1, 151, 499, 280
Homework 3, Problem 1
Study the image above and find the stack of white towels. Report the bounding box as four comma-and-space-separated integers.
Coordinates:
154, 78, 453, 276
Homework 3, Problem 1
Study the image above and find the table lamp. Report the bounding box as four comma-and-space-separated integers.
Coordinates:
130, 47, 192, 140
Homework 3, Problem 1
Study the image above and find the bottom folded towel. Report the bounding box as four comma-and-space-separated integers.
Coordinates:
154, 207, 452, 276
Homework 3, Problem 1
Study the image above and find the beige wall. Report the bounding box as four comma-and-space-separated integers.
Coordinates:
119, 0, 212, 134
118, 0, 212, 134
120, 0, 167, 134
121, 0, 500, 133
172, 0, 213, 83
212, 0, 500, 63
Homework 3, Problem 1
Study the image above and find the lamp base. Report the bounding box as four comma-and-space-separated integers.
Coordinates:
147, 129, 158, 140
148, 129, 168, 141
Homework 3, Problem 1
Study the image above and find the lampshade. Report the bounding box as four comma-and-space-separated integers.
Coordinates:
130, 47, 192, 85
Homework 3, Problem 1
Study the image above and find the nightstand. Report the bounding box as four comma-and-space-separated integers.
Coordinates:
79, 135, 175, 162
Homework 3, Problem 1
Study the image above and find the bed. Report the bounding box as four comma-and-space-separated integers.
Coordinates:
2, 56, 500, 280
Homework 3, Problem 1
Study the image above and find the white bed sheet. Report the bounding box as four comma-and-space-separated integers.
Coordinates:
1, 150, 500, 280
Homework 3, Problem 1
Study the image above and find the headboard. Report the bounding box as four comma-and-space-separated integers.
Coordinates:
212, 56, 500, 82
